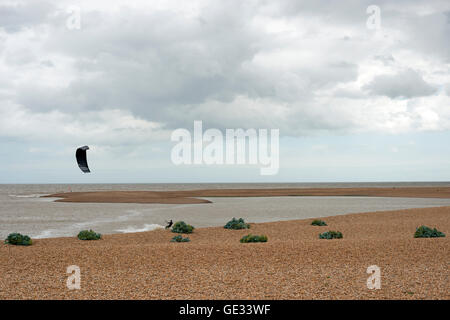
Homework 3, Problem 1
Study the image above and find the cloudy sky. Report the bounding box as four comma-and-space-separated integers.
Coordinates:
1, 0, 450, 183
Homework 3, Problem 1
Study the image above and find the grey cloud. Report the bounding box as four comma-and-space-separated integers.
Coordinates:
373, 54, 395, 66
396, 9, 450, 62
364, 69, 437, 99
445, 84, 450, 96
1, 0, 450, 141
277, 0, 450, 62
0, 1, 54, 32
13, 2, 358, 130
333, 88, 366, 99
40, 60, 54, 67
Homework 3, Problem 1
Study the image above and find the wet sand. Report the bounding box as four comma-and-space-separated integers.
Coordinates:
0, 206, 448, 299
44, 187, 450, 204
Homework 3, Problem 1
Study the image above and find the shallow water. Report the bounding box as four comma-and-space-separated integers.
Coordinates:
1, 183, 450, 239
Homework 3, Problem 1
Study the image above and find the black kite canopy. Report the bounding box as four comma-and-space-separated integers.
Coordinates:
76, 146, 90, 173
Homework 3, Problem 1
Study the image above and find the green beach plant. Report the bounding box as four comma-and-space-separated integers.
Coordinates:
224, 217, 250, 230
240, 234, 268, 243
319, 231, 343, 239
77, 229, 102, 240
171, 221, 194, 234
4, 233, 32, 246
414, 226, 445, 238
311, 219, 327, 226
171, 235, 190, 242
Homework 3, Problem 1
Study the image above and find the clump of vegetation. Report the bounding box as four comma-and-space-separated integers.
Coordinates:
414, 226, 445, 238
4, 233, 32, 246
311, 219, 327, 226
171, 235, 190, 242
224, 217, 250, 230
77, 229, 102, 240
319, 231, 343, 239
171, 221, 195, 234
240, 234, 268, 243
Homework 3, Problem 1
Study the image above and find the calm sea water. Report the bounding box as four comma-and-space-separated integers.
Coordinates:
1, 182, 450, 239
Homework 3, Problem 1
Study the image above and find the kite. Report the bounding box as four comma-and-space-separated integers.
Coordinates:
76, 146, 90, 173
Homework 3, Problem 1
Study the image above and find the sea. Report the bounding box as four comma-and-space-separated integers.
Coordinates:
1, 182, 450, 239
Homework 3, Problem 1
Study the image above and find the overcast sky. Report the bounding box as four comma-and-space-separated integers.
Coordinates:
1, 0, 450, 183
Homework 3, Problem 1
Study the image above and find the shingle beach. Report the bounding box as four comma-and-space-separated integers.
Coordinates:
1, 205, 448, 300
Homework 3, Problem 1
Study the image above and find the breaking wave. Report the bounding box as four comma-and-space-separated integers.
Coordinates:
115, 224, 164, 233
9, 194, 45, 198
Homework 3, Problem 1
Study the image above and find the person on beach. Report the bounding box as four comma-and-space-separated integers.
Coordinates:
165, 220, 173, 229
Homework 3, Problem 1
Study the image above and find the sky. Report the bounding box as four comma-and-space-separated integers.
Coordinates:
0, 0, 450, 183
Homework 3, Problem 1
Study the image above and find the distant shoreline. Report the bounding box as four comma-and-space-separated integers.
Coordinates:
43, 187, 450, 204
